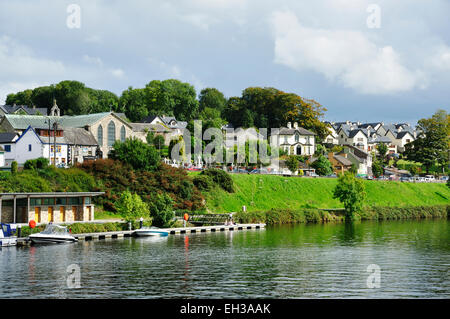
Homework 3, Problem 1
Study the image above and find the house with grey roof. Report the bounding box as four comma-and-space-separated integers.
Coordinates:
0, 104, 48, 117
270, 122, 316, 156
139, 115, 188, 145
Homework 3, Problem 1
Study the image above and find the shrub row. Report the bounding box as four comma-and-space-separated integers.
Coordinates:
234, 208, 344, 225
359, 205, 449, 220
234, 205, 449, 225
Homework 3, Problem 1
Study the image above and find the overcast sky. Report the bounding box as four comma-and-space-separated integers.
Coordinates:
0, 0, 449, 124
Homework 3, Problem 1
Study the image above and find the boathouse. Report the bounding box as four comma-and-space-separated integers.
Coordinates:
0, 192, 104, 224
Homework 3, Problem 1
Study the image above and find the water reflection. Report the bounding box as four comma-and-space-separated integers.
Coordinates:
0, 219, 449, 298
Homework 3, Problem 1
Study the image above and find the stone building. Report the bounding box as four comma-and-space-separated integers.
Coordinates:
0, 192, 104, 224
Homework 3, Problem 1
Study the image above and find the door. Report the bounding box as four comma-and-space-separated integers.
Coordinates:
48, 207, 53, 222
87, 206, 92, 221
72, 206, 78, 221
60, 206, 66, 222
34, 207, 40, 223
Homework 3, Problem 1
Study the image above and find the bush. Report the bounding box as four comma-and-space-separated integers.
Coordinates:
109, 137, 160, 171
193, 175, 214, 192
201, 168, 234, 192
11, 161, 18, 174
149, 193, 175, 227
24, 157, 49, 170
115, 191, 150, 223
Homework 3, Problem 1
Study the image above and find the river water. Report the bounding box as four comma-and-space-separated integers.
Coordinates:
0, 219, 449, 298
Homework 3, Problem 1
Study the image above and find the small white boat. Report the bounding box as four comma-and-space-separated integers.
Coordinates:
29, 224, 78, 244
0, 223, 17, 247
135, 227, 169, 237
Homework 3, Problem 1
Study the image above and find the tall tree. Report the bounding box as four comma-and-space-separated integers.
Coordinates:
333, 171, 366, 221
404, 110, 449, 173
199, 88, 227, 115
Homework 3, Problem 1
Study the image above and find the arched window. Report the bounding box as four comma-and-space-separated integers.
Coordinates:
107, 121, 116, 147
296, 145, 302, 155
97, 125, 103, 146
120, 125, 126, 142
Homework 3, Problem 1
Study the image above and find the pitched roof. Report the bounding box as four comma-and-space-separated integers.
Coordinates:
0, 105, 48, 115
63, 127, 98, 146
129, 123, 169, 133
2, 112, 128, 130
0, 132, 18, 143
333, 154, 353, 166
277, 127, 316, 136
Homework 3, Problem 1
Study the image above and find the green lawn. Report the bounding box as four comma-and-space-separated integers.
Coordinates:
205, 174, 450, 213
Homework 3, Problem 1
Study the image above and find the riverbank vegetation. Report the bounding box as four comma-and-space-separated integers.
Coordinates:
234, 205, 448, 225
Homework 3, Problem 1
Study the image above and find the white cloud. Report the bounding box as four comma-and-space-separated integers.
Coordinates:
110, 68, 125, 78
429, 45, 450, 70
270, 10, 426, 94
83, 54, 103, 67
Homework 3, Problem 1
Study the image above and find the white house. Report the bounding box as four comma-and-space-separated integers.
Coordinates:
13, 126, 68, 167
0, 146, 4, 167
270, 122, 316, 156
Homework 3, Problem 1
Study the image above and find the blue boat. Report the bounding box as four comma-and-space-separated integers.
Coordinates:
0, 223, 17, 247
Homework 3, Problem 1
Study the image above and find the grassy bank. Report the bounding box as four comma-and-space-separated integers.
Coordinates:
205, 174, 450, 213
234, 205, 449, 225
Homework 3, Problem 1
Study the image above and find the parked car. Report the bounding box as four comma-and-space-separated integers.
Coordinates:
250, 168, 269, 174
400, 177, 410, 182
325, 174, 337, 178
439, 176, 449, 181
425, 175, 435, 182
377, 176, 388, 181
309, 172, 319, 177
231, 168, 249, 174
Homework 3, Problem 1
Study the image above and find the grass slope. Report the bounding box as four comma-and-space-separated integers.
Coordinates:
205, 174, 450, 213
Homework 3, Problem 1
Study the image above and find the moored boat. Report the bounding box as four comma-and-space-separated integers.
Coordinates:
29, 224, 78, 244
0, 223, 17, 247
134, 227, 169, 237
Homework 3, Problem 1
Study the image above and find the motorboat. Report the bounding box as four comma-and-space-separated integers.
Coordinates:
0, 223, 17, 247
29, 224, 78, 244
134, 226, 169, 237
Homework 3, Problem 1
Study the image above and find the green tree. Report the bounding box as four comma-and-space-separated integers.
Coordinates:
149, 193, 175, 227
372, 161, 383, 178
405, 110, 449, 173
409, 165, 420, 176
115, 191, 149, 223
285, 155, 299, 174
311, 155, 333, 176
199, 88, 227, 115
11, 161, 18, 175
109, 137, 160, 171
377, 143, 388, 163
333, 172, 366, 221
119, 86, 148, 122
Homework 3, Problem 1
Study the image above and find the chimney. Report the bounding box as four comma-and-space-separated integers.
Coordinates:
397, 126, 402, 132
343, 153, 347, 158
328, 152, 334, 162
293, 122, 298, 129
287, 122, 292, 129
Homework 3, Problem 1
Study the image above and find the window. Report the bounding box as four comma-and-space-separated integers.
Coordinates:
357, 138, 364, 142
85, 197, 91, 205
97, 125, 103, 146
4, 145, 11, 152
51, 145, 61, 153
107, 121, 116, 147
69, 197, 81, 205
28, 144, 32, 152
56, 198, 66, 205
120, 125, 126, 142
295, 134, 299, 142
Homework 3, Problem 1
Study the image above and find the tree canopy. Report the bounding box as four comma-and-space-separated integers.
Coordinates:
404, 109, 449, 173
